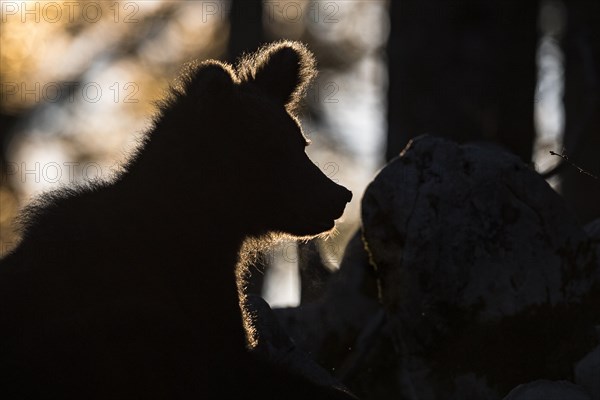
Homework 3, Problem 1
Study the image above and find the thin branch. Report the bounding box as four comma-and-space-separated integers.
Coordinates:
549, 151, 599, 180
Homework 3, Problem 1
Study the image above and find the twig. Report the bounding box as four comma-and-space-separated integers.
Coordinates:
549, 151, 599, 180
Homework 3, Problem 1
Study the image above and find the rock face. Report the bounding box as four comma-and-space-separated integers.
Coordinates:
274, 233, 388, 398
244, 294, 349, 393
575, 345, 600, 400
503, 380, 591, 400
361, 135, 600, 398
585, 218, 600, 283
585, 219, 600, 239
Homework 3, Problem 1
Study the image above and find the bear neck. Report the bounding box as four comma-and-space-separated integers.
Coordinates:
113, 127, 262, 352
118, 193, 250, 351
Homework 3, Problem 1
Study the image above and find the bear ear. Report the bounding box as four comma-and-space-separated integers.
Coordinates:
182, 61, 235, 100
243, 41, 316, 108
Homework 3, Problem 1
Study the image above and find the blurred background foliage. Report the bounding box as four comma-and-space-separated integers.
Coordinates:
0, 0, 598, 305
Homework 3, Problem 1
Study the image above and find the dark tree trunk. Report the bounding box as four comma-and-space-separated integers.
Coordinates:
227, 0, 264, 62
299, 241, 332, 304
561, 1, 600, 223
387, 0, 539, 163
0, 113, 19, 177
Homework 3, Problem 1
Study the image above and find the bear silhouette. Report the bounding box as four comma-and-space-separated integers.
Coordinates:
0, 41, 354, 399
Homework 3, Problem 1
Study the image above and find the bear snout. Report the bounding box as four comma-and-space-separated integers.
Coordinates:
340, 186, 352, 203
321, 183, 352, 220
329, 183, 352, 206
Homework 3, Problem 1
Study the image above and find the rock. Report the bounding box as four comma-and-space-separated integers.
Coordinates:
361, 135, 600, 398
575, 345, 600, 400
244, 294, 351, 394
585, 218, 600, 283
585, 219, 600, 240
274, 232, 388, 399
503, 380, 591, 400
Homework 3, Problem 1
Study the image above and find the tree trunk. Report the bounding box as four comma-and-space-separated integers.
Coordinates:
560, 1, 600, 223
387, 0, 539, 163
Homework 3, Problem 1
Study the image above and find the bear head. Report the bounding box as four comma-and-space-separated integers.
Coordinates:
154, 41, 352, 238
